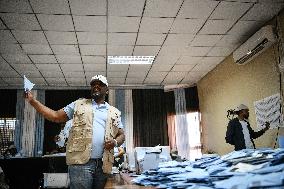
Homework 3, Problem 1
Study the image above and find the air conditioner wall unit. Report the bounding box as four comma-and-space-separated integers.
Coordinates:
233, 25, 276, 65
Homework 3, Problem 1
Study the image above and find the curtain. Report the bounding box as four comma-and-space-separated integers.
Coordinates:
15, 90, 45, 157
22, 90, 37, 157
109, 89, 134, 153
108, 89, 115, 106
132, 89, 169, 147
115, 89, 126, 128
167, 115, 177, 150
125, 89, 134, 153
34, 90, 45, 157
174, 88, 190, 159
15, 90, 24, 153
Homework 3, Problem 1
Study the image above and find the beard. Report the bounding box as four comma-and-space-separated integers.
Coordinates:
243, 114, 249, 119
91, 91, 100, 99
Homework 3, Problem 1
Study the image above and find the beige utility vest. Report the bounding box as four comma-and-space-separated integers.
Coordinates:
66, 98, 121, 174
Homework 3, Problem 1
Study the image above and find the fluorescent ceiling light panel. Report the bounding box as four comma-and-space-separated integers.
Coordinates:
108, 56, 155, 64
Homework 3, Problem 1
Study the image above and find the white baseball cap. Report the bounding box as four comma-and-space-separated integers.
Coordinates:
90, 75, 108, 86
235, 104, 249, 111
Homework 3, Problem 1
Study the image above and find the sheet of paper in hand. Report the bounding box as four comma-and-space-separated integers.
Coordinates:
24, 75, 35, 92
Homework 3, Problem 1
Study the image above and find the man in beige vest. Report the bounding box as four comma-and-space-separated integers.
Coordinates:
25, 75, 125, 189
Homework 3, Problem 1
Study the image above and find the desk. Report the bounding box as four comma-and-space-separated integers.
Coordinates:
0, 156, 67, 189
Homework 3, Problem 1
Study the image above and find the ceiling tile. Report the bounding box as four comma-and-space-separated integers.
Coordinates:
127, 71, 147, 78
108, 33, 137, 45
140, 17, 174, 33
0, 30, 17, 43
66, 78, 87, 86
210, 1, 252, 20
107, 71, 127, 78
84, 63, 106, 72
0, 58, 12, 70
163, 71, 186, 84
164, 34, 195, 46
37, 14, 74, 31
42, 71, 64, 78
61, 63, 83, 72
136, 33, 166, 46
146, 71, 168, 78
27, 77, 47, 85
154, 55, 179, 65
125, 77, 144, 84
45, 31, 77, 44
0, 44, 23, 54
183, 46, 212, 56
0, 79, 8, 87
22, 44, 52, 54
36, 63, 61, 72
159, 45, 187, 56
107, 45, 134, 56
30, 55, 57, 63
64, 72, 85, 78
12, 30, 48, 44
144, 0, 183, 17
18, 70, 42, 78
0, 20, 6, 29
3, 77, 22, 84
82, 56, 105, 64
199, 20, 235, 34
77, 32, 106, 44
107, 64, 129, 71
182, 71, 205, 83
1, 53, 31, 63
178, 0, 218, 18
228, 20, 263, 36
172, 64, 195, 72
30, 0, 70, 14
170, 18, 205, 34
0, 0, 32, 13
190, 35, 223, 46
176, 56, 202, 65
200, 56, 225, 65
0, 13, 41, 30
80, 45, 106, 56
73, 16, 106, 32
108, 0, 144, 16
46, 78, 67, 86
107, 77, 125, 84
150, 64, 173, 71
144, 76, 164, 84
241, 2, 284, 21
108, 16, 140, 32
69, 0, 106, 15
51, 45, 80, 55
0, 70, 20, 77
207, 46, 235, 57
133, 46, 160, 56
56, 55, 82, 64
215, 34, 247, 47
128, 64, 151, 72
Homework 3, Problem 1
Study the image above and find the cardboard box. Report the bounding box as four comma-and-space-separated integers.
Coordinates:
43, 173, 69, 188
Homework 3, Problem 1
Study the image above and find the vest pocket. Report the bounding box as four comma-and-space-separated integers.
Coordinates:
69, 139, 86, 152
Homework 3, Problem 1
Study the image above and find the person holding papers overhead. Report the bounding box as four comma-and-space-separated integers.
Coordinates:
24, 75, 125, 189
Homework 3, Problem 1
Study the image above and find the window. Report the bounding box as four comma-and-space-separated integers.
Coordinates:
0, 118, 16, 155
186, 112, 202, 161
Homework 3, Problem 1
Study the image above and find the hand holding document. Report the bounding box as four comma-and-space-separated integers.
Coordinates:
24, 75, 35, 92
